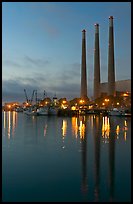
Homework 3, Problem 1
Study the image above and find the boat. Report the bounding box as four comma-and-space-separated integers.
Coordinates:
23, 107, 37, 116
23, 109, 37, 116
108, 108, 122, 116
49, 106, 59, 115
37, 106, 49, 116
15, 107, 23, 112
121, 111, 131, 117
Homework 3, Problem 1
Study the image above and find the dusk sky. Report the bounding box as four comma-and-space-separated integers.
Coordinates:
2, 2, 131, 103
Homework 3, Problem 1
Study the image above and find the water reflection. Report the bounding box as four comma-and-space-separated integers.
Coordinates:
79, 116, 88, 195
2, 112, 131, 202
3, 111, 6, 130
8, 111, 11, 139
102, 116, 110, 141
71, 115, 129, 201
44, 124, 48, 137
23, 115, 38, 145
71, 117, 78, 138
62, 119, 67, 137
79, 116, 86, 140
3, 111, 18, 139
123, 120, 128, 141
12, 111, 17, 137
93, 116, 101, 202
108, 117, 116, 202
116, 125, 120, 136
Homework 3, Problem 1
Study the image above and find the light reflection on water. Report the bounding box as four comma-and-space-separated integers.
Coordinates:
3, 111, 17, 140
2, 112, 131, 202
3, 112, 129, 143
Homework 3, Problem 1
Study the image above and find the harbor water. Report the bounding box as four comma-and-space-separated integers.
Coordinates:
2, 111, 131, 202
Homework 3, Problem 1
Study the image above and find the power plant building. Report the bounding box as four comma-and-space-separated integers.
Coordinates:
93, 23, 101, 100
80, 16, 130, 100
100, 79, 131, 96
80, 29, 87, 99
108, 16, 115, 96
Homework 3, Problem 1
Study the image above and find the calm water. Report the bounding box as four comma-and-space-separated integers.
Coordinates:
2, 111, 131, 202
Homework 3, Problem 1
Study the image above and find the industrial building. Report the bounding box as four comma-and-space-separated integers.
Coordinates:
100, 79, 131, 96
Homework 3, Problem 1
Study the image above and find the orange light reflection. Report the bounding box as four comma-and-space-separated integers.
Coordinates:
62, 120, 67, 137
8, 111, 11, 139
72, 117, 78, 138
102, 116, 110, 139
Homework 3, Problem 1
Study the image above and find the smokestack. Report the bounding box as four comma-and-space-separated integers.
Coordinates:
80, 29, 87, 99
108, 16, 115, 96
94, 24, 100, 100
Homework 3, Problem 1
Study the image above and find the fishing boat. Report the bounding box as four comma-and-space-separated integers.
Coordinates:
49, 106, 59, 115
23, 107, 37, 116
108, 108, 122, 116
37, 106, 49, 116
48, 95, 59, 115
121, 111, 131, 117
15, 107, 23, 112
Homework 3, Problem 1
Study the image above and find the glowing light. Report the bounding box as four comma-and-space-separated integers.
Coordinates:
116, 125, 120, 135
8, 111, 11, 139
80, 99, 85, 103
61, 104, 67, 109
105, 99, 109, 102
123, 93, 128, 97
72, 117, 78, 138
79, 120, 85, 139
62, 120, 67, 137
102, 116, 110, 138
102, 103, 105, 106
124, 120, 127, 127
12, 111, 16, 137
117, 102, 119, 105
71, 106, 76, 110
124, 131, 127, 141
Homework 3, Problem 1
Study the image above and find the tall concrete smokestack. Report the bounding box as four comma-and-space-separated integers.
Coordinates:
94, 24, 100, 100
81, 29, 87, 99
108, 16, 115, 96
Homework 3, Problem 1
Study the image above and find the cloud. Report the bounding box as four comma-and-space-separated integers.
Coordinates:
2, 60, 94, 102
24, 55, 50, 67
2, 78, 46, 102
2, 70, 81, 102
3, 60, 22, 68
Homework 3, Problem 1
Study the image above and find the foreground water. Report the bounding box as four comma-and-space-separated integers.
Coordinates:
2, 111, 131, 202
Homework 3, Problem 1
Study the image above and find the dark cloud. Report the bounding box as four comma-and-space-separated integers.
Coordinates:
24, 55, 50, 67
2, 61, 94, 102
2, 74, 80, 102
3, 60, 22, 68
2, 78, 46, 102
